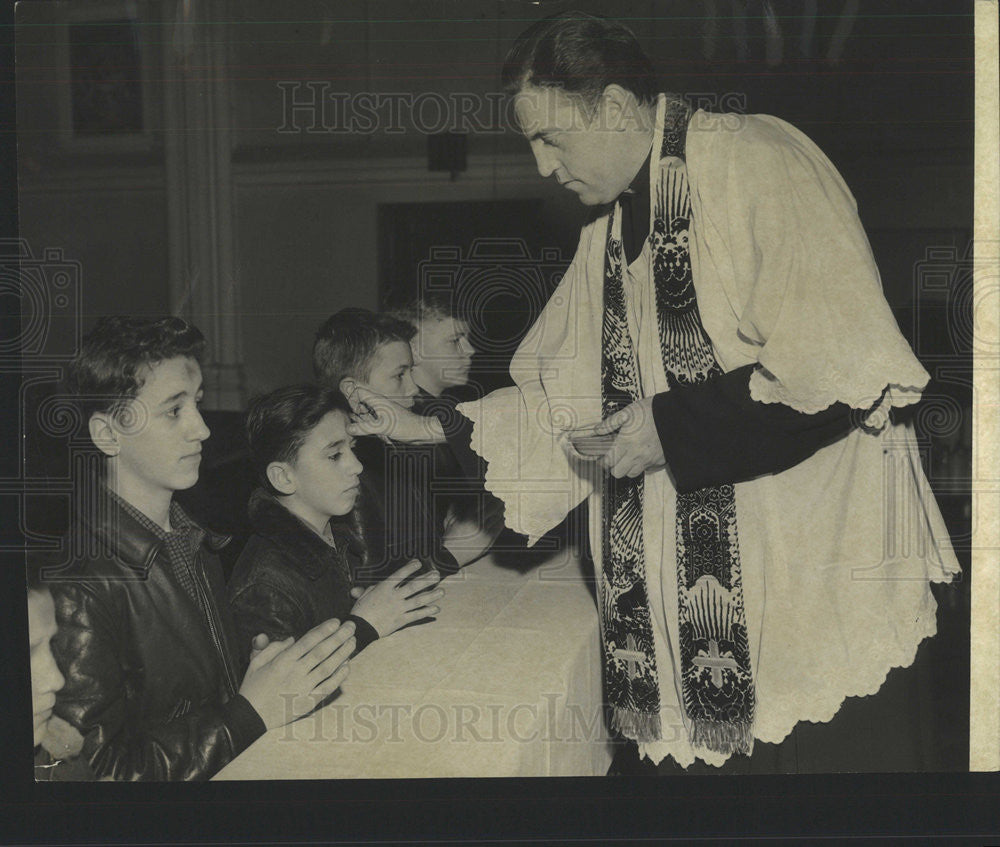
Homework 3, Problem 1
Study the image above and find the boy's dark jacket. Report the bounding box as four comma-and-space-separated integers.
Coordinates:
44, 495, 265, 781
227, 489, 378, 648
352, 436, 461, 585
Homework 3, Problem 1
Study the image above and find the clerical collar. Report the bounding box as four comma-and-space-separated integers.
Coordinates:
622, 147, 652, 198
619, 148, 653, 266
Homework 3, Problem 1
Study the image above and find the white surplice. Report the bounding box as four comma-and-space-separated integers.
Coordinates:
458, 101, 960, 768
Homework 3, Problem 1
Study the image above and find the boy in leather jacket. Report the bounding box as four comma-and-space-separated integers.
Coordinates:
228, 383, 444, 649
312, 308, 470, 584
45, 316, 356, 780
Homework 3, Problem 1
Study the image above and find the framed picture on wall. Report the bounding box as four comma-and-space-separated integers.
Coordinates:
56, 1, 156, 151
69, 18, 144, 136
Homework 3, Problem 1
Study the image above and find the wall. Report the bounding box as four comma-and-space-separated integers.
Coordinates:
16, 0, 974, 401
232, 155, 584, 393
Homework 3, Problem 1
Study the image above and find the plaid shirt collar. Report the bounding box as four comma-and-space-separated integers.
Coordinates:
107, 490, 206, 565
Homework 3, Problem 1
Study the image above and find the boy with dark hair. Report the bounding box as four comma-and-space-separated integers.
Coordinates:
45, 316, 356, 781
313, 308, 470, 583
228, 384, 444, 650
312, 307, 421, 408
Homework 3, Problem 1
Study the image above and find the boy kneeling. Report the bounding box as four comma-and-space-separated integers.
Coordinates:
47, 316, 355, 781
313, 308, 493, 585
228, 384, 444, 648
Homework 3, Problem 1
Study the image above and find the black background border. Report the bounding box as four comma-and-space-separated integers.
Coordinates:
2, 1, 998, 843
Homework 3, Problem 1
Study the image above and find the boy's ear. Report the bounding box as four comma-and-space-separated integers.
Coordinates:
266, 461, 296, 496
88, 412, 120, 457
339, 377, 360, 411
408, 335, 424, 367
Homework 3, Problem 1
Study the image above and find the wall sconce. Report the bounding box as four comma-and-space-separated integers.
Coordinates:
428, 132, 467, 181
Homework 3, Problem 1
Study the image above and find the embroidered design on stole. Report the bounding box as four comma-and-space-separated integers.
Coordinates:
601, 220, 662, 741
600, 95, 756, 756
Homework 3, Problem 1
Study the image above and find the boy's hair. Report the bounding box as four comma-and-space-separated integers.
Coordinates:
384, 288, 464, 329
501, 11, 658, 109
69, 316, 205, 421
245, 383, 353, 496
312, 307, 415, 386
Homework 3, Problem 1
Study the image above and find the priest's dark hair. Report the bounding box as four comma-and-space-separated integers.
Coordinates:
501, 11, 658, 108
244, 383, 354, 497
69, 315, 206, 422
312, 307, 416, 386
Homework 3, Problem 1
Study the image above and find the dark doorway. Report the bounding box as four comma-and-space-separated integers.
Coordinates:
378, 199, 579, 394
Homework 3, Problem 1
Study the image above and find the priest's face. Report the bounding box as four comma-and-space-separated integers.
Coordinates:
514, 84, 642, 206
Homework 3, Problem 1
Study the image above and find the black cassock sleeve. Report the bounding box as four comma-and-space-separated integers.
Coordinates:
651, 364, 864, 493
438, 414, 484, 482
420, 396, 488, 485
441, 365, 863, 496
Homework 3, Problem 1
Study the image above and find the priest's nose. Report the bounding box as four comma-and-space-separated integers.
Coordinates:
530, 139, 558, 178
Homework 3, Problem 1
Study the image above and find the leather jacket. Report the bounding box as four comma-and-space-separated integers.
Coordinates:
44, 495, 264, 781
228, 489, 377, 648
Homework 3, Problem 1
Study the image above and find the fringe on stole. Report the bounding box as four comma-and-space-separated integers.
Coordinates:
691, 719, 755, 758
611, 708, 662, 743
613, 709, 756, 758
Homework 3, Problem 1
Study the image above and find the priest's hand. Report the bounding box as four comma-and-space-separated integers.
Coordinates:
593, 396, 666, 478
344, 386, 446, 444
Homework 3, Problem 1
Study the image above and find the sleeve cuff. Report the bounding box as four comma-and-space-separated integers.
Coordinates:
347, 615, 379, 652
222, 693, 266, 756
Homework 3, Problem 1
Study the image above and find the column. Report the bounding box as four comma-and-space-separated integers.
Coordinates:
163, 0, 244, 409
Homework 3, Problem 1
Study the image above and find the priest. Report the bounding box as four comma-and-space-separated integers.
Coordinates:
348, 11, 960, 773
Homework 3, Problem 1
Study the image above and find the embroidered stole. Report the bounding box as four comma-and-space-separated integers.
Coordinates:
600, 95, 756, 756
